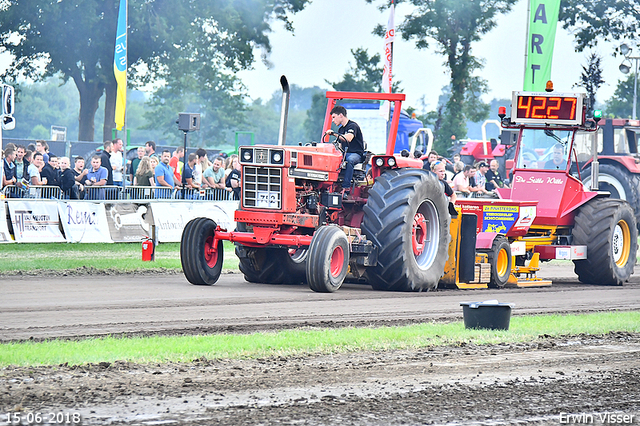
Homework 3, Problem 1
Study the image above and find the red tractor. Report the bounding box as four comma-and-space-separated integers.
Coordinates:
181, 77, 464, 292
573, 118, 640, 230
456, 89, 637, 286
456, 120, 510, 165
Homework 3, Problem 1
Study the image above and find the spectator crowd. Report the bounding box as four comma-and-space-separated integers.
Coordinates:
1, 139, 241, 200
4, 138, 510, 202
420, 150, 510, 199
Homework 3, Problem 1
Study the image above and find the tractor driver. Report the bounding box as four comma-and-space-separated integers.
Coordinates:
544, 143, 567, 170
324, 105, 365, 198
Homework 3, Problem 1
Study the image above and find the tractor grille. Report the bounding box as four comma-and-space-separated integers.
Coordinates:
243, 166, 282, 209
254, 148, 269, 164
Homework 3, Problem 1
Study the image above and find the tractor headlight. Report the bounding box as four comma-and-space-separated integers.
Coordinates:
241, 148, 253, 163
387, 157, 396, 167
375, 158, 384, 167
271, 149, 284, 165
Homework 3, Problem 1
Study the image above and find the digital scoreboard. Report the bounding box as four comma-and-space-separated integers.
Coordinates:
511, 91, 585, 126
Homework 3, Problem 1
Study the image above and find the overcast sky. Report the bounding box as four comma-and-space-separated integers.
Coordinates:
238, 0, 623, 112
0, 0, 625, 113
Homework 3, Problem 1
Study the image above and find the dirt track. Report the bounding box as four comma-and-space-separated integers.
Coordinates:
1, 263, 639, 425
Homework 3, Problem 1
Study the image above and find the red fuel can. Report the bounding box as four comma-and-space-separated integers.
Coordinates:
142, 238, 155, 261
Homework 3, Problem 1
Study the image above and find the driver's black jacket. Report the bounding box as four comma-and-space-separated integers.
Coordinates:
338, 120, 365, 155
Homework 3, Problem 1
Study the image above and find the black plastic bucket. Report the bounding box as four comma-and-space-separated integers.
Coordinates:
460, 300, 513, 330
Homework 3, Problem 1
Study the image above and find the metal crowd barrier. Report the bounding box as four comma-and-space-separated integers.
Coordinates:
2, 184, 235, 201
170, 187, 234, 201
1, 185, 27, 198
200, 188, 234, 201
122, 186, 156, 200
83, 185, 122, 201
2, 185, 62, 199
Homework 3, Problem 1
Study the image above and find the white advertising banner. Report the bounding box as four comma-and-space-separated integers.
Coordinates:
150, 201, 238, 242
58, 202, 113, 243
0, 202, 13, 243
7, 200, 65, 243
104, 203, 151, 243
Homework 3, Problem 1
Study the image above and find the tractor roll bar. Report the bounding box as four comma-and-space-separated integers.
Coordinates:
322, 91, 406, 156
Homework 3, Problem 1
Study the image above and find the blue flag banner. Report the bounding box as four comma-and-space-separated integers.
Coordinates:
114, 0, 127, 131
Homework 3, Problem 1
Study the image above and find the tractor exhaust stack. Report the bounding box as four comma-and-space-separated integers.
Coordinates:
278, 75, 290, 146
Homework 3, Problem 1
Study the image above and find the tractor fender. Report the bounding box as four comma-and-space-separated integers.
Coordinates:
581, 156, 640, 174
476, 232, 498, 250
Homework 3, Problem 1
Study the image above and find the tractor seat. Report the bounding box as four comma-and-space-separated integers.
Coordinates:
344, 151, 371, 171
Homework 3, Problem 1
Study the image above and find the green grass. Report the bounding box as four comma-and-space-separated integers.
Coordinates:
0, 241, 239, 272
2, 239, 639, 274
1, 311, 638, 367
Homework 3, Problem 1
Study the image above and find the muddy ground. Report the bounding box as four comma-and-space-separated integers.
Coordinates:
1, 268, 640, 425
2, 334, 639, 424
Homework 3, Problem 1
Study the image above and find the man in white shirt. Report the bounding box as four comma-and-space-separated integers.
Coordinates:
110, 138, 124, 187
28, 152, 46, 185
452, 165, 473, 197
194, 148, 209, 188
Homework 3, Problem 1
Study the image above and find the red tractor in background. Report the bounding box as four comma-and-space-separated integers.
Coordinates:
456, 89, 637, 286
572, 118, 640, 230
456, 120, 511, 167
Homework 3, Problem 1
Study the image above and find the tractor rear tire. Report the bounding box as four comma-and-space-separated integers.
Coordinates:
361, 168, 451, 291
180, 217, 223, 285
572, 198, 637, 285
306, 226, 350, 293
479, 235, 512, 288
236, 246, 307, 285
581, 163, 640, 231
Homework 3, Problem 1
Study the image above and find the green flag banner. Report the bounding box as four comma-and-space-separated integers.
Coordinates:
523, 0, 561, 91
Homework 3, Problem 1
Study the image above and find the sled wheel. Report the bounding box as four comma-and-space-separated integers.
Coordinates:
361, 168, 451, 291
180, 217, 223, 285
572, 198, 638, 285
307, 226, 350, 293
613, 219, 632, 267
479, 235, 512, 288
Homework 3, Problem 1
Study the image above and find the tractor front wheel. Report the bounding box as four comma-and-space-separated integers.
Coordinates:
572, 198, 637, 285
307, 226, 350, 293
180, 217, 223, 285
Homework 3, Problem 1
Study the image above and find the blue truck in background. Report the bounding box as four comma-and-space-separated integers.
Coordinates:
340, 103, 428, 156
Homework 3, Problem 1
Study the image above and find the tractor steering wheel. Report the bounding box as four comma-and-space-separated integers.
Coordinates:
323, 132, 345, 154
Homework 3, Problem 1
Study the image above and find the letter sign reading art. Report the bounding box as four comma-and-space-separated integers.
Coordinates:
511, 91, 584, 126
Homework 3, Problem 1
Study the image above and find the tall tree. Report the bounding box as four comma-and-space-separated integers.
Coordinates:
575, 52, 604, 117
9, 79, 81, 140
141, 57, 248, 147
370, 0, 516, 152
605, 75, 640, 119
6, 77, 179, 146
232, 84, 320, 148
303, 47, 400, 141
328, 48, 400, 93
0, 0, 308, 142
559, 0, 640, 52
